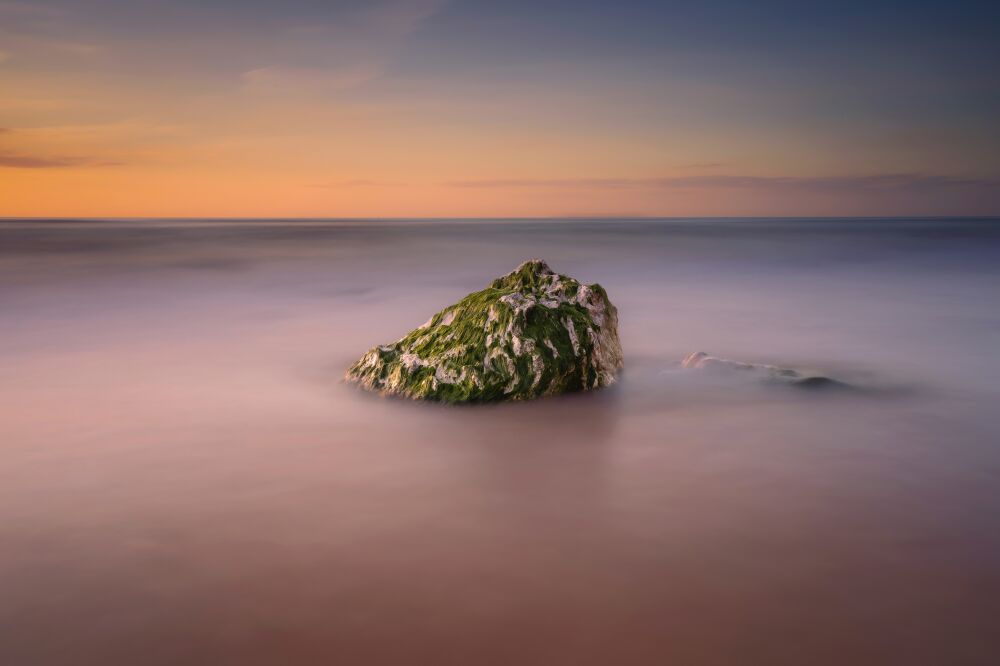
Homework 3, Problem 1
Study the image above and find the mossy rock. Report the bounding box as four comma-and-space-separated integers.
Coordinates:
346, 260, 623, 403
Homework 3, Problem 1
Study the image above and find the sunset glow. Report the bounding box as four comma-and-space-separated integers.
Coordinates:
2, 0, 998, 217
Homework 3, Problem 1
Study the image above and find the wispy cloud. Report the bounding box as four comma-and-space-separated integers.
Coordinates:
0, 152, 77, 168
0, 152, 122, 169
446, 174, 1000, 193
241, 64, 383, 95
309, 179, 409, 188
679, 162, 727, 169
240, 0, 448, 96
0, 0, 104, 64
0, 1, 66, 19
354, 0, 448, 39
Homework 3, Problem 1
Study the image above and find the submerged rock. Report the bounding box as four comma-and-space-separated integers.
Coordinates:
681, 351, 845, 389
346, 260, 623, 403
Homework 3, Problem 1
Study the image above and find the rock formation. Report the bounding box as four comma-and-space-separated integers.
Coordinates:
346, 260, 623, 402
681, 351, 843, 389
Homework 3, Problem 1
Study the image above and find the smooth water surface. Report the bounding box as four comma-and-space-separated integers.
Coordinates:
2, 218, 999, 665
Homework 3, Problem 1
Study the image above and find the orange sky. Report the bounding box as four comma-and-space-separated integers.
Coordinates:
1, 0, 998, 217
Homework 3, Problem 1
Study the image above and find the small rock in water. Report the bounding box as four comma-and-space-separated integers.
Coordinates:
346, 260, 623, 403
681, 351, 845, 389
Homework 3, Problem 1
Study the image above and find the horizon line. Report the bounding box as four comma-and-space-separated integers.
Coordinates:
3, 215, 1000, 222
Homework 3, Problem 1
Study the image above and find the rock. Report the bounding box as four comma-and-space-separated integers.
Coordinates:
681, 351, 845, 389
346, 260, 623, 403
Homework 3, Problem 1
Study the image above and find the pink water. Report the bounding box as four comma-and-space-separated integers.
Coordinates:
2, 219, 999, 664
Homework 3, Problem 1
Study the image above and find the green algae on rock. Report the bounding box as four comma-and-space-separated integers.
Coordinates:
346, 260, 623, 403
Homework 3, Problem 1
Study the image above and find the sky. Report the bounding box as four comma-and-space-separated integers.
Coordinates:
1, 0, 998, 217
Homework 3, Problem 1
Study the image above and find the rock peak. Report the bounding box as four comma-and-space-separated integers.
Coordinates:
515, 258, 553, 274
490, 258, 557, 291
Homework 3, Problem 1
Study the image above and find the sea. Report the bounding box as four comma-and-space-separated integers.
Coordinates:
2, 217, 999, 665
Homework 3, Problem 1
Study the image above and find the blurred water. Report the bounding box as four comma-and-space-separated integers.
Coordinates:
1, 218, 999, 665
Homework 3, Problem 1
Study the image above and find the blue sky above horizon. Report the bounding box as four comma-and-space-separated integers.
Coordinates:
1, 0, 998, 216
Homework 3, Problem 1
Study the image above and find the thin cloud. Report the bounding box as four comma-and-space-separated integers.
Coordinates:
241, 64, 383, 95
0, 1, 67, 19
679, 162, 727, 169
360, 0, 449, 38
0, 153, 77, 168
310, 179, 409, 188
242, 0, 448, 96
0, 152, 122, 168
0, 1, 69, 40
0, 2, 66, 22
446, 174, 1000, 192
